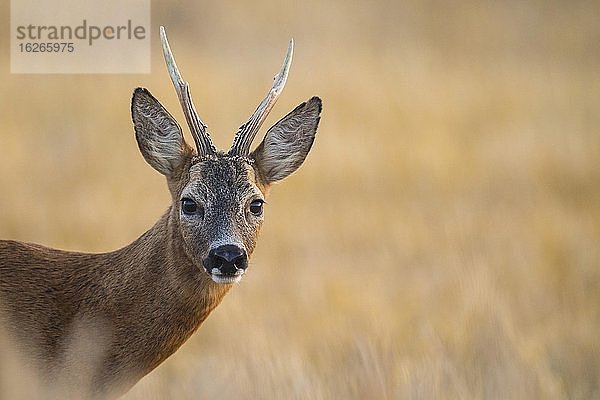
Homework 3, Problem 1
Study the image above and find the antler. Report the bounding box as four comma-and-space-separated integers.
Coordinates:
160, 26, 215, 156
229, 39, 294, 156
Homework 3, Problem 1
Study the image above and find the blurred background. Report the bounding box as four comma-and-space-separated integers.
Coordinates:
1, 0, 599, 398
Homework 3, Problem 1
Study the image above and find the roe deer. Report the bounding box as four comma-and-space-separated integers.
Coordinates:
0, 26, 321, 398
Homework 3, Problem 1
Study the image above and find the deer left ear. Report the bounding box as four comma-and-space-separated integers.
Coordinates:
131, 87, 192, 177
251, 97, 322, 184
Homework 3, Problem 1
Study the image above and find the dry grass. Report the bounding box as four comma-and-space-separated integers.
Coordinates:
1, 0, 599, 398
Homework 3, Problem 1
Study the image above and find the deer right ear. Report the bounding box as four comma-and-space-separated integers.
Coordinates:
251, 97, 322, 184
131, 87, 191, 177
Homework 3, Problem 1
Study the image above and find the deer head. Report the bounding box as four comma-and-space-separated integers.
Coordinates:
131, 27, 321, 284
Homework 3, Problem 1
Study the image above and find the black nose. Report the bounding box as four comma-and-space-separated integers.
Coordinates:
207, 245, 247, 275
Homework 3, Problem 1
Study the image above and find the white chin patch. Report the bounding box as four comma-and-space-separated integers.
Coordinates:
210, 268, 245, 284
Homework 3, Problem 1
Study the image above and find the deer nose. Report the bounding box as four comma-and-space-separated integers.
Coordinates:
208, 244, 247, 275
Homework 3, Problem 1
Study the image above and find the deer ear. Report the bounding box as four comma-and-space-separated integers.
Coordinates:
131, 88, 191, 177
251, 97, 321, 184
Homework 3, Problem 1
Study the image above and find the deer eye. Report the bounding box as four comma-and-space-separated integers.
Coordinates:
249, 199, 264, 216
181, 198, 199, 215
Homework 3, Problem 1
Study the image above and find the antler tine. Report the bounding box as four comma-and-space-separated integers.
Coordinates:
229, 39, 294, 156
160, 26, 215, 156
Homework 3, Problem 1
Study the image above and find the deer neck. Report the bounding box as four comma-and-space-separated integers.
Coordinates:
95, 208, 232, 389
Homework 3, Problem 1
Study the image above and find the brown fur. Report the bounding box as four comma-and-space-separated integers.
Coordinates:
0, 208, 229, 396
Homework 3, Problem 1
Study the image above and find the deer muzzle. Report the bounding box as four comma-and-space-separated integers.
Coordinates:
204, 244, 248, 284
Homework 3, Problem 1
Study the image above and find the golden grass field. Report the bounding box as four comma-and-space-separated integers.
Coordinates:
1, 0, 599, 398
